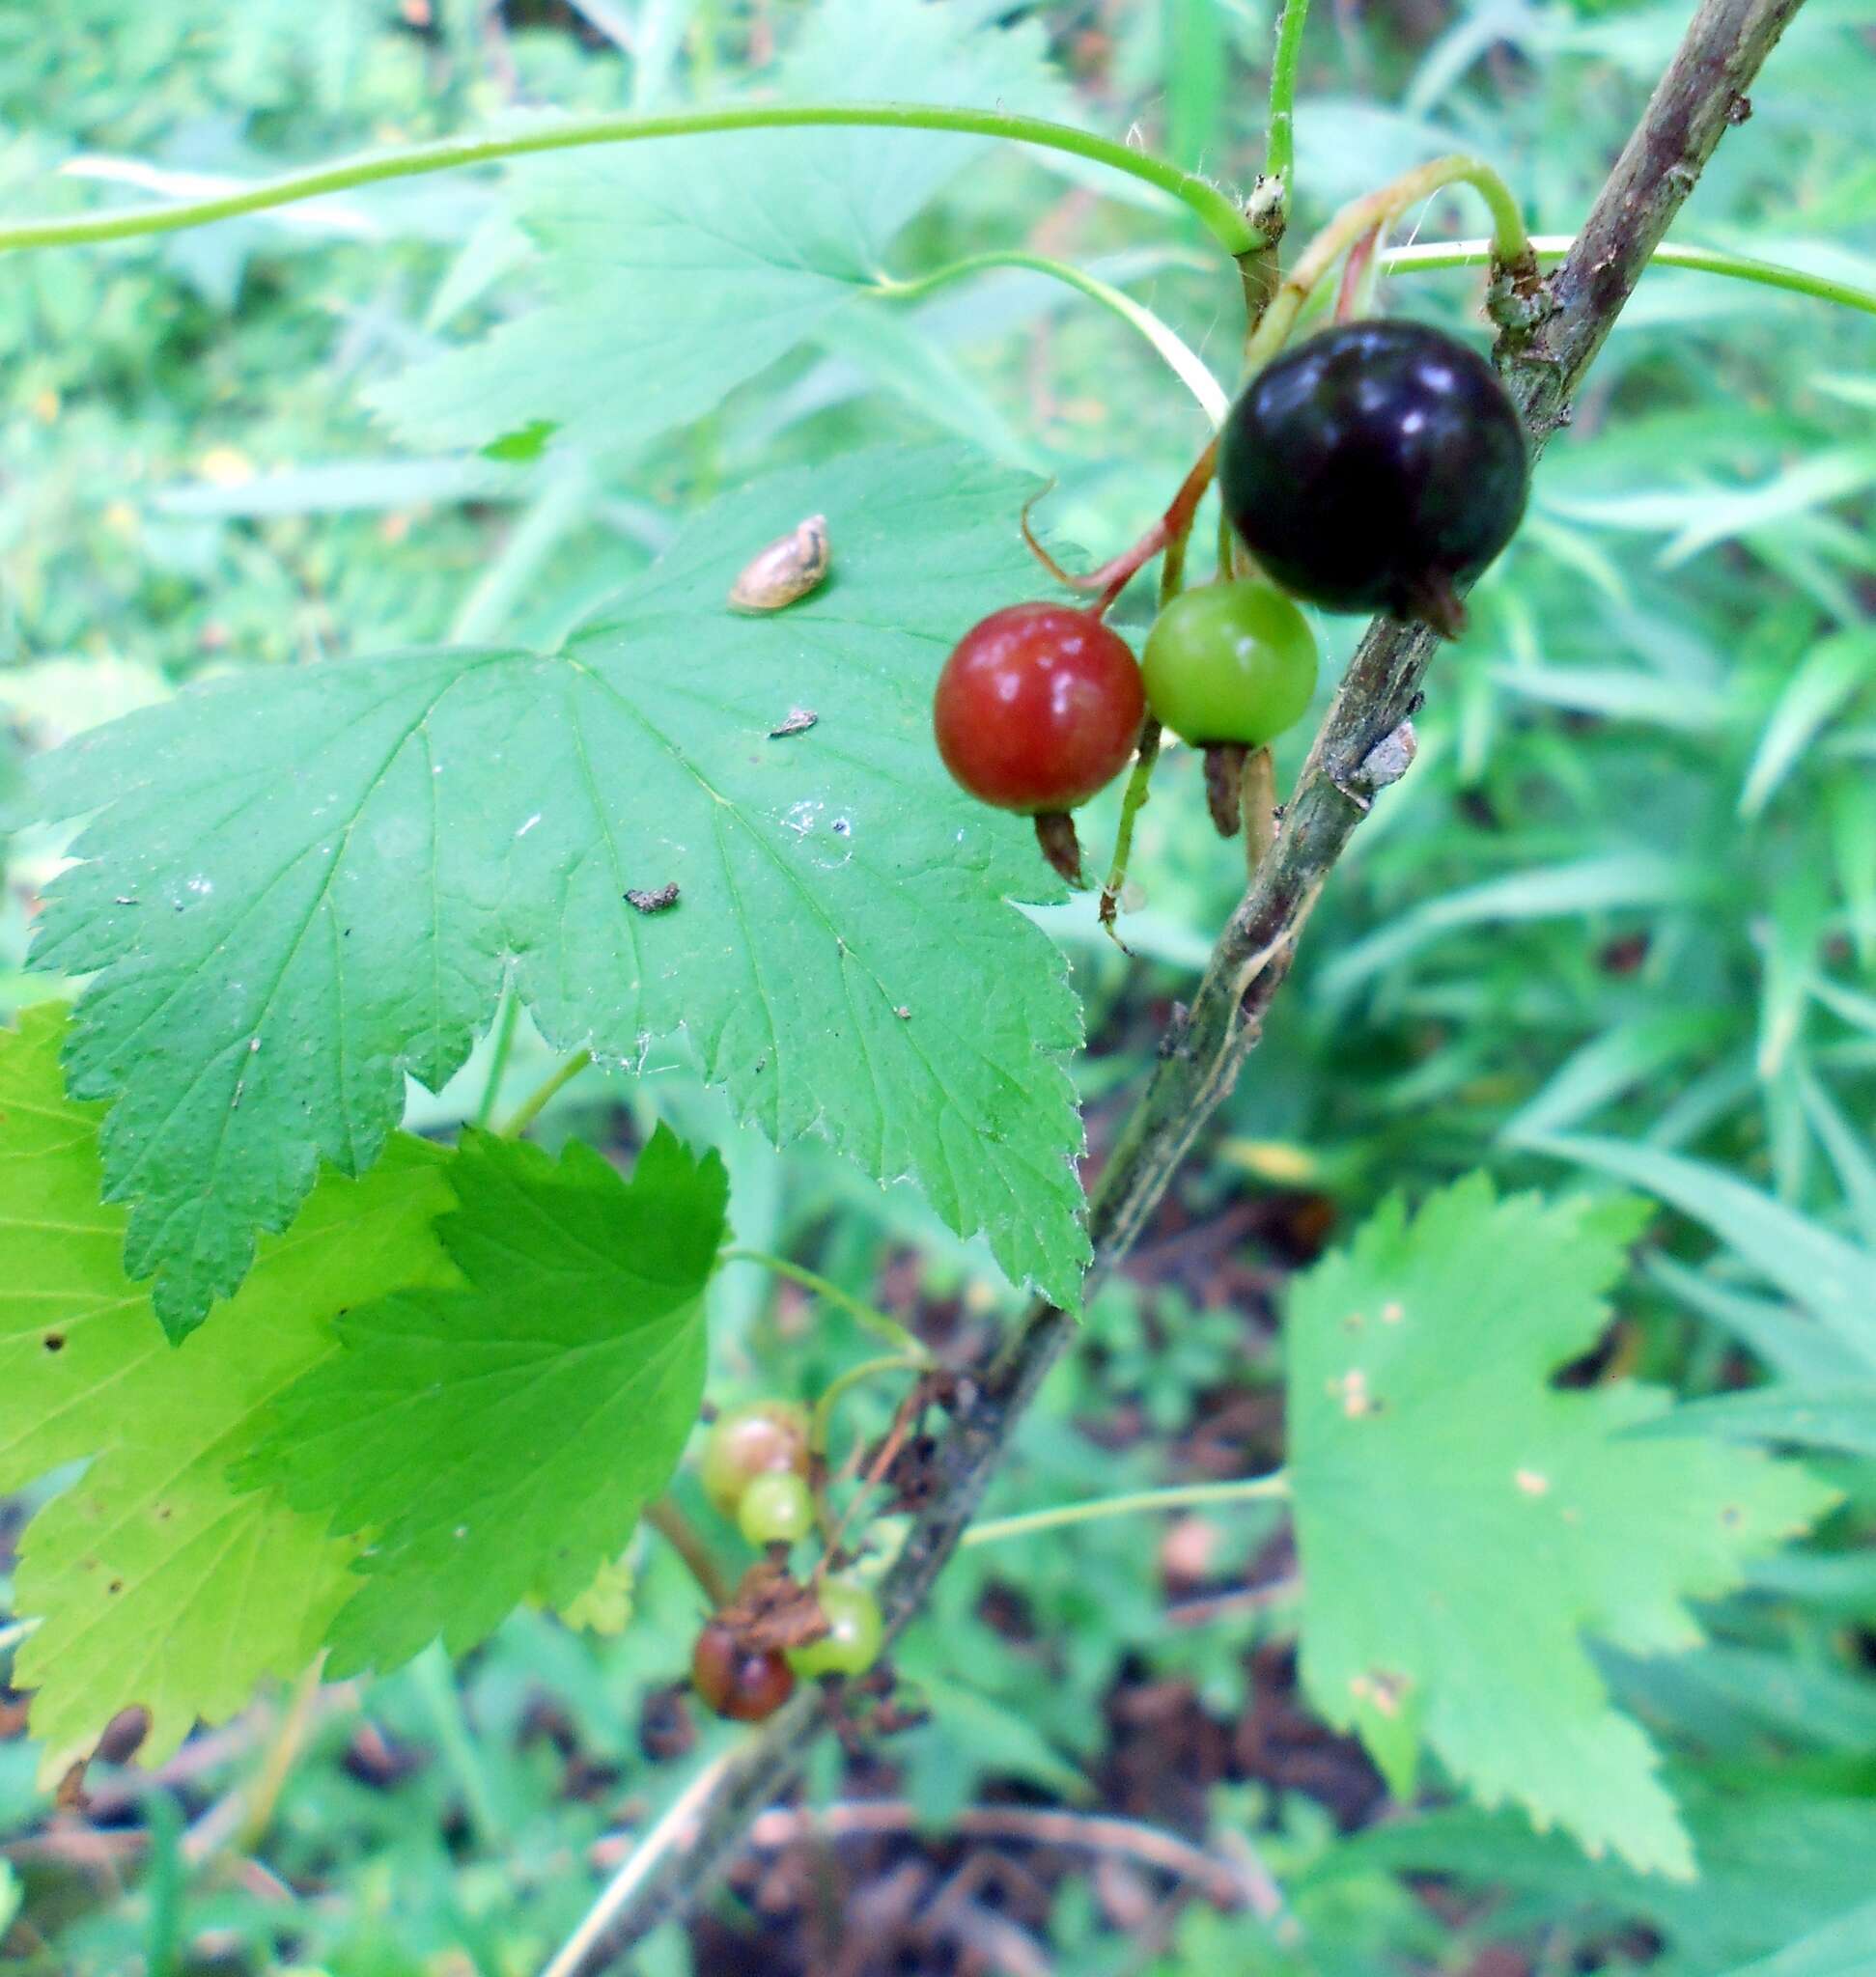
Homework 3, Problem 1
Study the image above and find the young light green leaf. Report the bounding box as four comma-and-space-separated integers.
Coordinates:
1287, 1174, 1836, 1879
29, 444, 1090, 1335
373, 0, 1071, 457
0, 1004, 456, 1776
239, 1128, 724, 1675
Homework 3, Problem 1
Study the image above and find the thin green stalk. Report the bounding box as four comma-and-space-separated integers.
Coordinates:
1097, 719, 1163, 948
645, 1498, 732, 1608
1384, 233, 1876, 318
961, 1471, 1290, 1549
1264, 0, 1313, 207
810, 1353, 927, 1458
0, 102, 1259, 260
473, 990, 522, 1130
718, 1248, 927, 1358
1246, 154, 1530, 375
874, 250, 1229, 426
497, 1050, 592, 1138
1098, 491, 1194, 942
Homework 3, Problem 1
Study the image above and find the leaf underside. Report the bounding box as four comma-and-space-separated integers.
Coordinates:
0, 1004, 457, 1774
372, 0, 1075, 459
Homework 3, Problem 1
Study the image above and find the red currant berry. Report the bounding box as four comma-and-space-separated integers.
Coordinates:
786, 1579, 885, 1679
700, 1401, 810, 1518
737, 1469, 815, 1547
933, 604, 1144, 816
690, 1620, 797, 1722
1220, 320, 1529, 634
1141, 582, 1318, 749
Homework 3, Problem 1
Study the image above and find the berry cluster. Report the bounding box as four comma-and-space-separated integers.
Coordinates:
933, 318, 1528, 880
688, 1403, 886, 1723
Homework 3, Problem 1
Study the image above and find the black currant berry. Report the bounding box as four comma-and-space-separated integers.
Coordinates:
1219, 320, 1529, 635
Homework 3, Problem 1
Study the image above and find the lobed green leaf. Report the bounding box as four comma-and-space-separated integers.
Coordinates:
28, 444, 1091, 1333
238, 1128, 724, 1673
1286, 1173, 1837, 1878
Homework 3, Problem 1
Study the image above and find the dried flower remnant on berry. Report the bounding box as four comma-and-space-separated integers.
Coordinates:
729, 515, 831, 612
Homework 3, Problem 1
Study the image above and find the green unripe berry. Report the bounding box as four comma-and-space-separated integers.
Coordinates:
701, 1400, 810, 1518
786, 1579, 885, 1679
737, 1468, 815, 1546
1141, 581, 1318, 749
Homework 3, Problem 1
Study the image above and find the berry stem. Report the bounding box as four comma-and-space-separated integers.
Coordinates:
0, 102, 1264, 262
645, 1499, 733, 1610
1244, 154, 1533, 378
1093, 436, 1219, 614
717, 1249, 926, 1358
1097, 719, 1162, 948
1022, 439, 1219, 612
1332, 223, 1384, 322
960, 1471, 1290, 1549
873, 252, 1228, 427
473, 988, 522, 1129
810, 1355, 929, 1462
1098, 486, 1201, 947
497, 1050, 593, 1138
